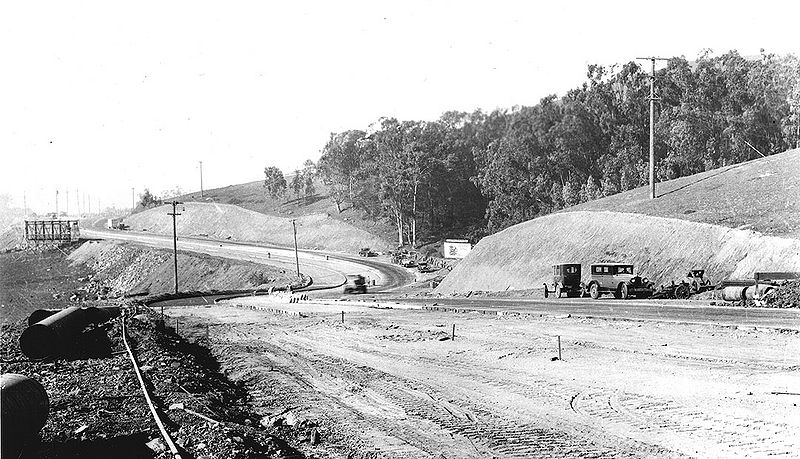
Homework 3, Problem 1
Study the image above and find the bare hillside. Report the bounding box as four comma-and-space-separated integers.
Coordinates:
570, 148, 800, 238
435, 211, 800, 294
124, 202, 391, 253
173, 178, 396, 244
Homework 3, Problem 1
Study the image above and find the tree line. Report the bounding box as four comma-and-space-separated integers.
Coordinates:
272, 51, 800, 248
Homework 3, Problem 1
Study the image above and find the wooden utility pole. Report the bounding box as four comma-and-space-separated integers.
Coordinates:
637, 56, 669, 199
55, 189, 59, 215
199, 161, 204, 198
166, 201, 183, 294
291, 219, 300, 277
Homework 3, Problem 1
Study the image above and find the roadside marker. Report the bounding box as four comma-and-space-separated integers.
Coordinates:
452, 324, 456, 341
341, 311, 345, 324
558, 335, 562, 361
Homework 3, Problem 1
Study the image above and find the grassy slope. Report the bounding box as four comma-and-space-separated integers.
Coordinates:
173, 177, 396, 247
570, 148, 800, 238
436, 148, 800, 294
124, 201, 391, 253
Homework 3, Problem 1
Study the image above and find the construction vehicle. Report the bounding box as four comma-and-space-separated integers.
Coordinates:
343, 274, 367, 294
586, 263, 654, 299
543, 263, 584, 298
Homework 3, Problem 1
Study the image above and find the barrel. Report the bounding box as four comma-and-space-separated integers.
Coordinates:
721, 286, 747, 301
1, 373, 49, 458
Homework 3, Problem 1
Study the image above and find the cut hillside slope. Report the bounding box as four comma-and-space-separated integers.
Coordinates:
570, 148, 800, 238
435, 211, 800, 294
124, 202, 390, 253
170, 177, 397, 245
68, 240, 301, 295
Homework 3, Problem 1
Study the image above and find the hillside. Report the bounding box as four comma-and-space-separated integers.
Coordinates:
436, 149, 800, 294
172, 177, 396, 245
123, 201, 391, 253
570, 148, 800, 238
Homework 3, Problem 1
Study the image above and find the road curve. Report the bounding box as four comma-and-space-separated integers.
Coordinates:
81, 228, 413, 293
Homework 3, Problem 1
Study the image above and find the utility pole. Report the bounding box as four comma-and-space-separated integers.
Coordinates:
132, 187, 135, 211
166, 201, 183, 294
55, 189, 59, 216
23, 191, 27, 217
291, 219, 300, 277
76, 189, 79, 216
66, 189, 69, 216
637, 56, 669, 200
199, 161, 204, 198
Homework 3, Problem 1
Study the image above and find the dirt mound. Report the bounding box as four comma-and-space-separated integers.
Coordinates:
435, 211, 800, 294
68, 240, 300, 296
569, 148, 800, 238
124, 201, 390, 253
763, 280, 800, 308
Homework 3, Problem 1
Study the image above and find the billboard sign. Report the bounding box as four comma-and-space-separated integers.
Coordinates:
444, 239, 472, 259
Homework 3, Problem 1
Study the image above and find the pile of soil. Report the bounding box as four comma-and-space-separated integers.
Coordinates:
763, 280, 800, 308
1, 310, 307, 458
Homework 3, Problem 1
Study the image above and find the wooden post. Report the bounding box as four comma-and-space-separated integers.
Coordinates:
175, 318, 179, 334
452, 324, 456, 341
341, 311, 344, 324
557, 335, 562, 360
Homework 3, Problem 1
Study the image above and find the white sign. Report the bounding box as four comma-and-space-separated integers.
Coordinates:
444, 239, 472, 259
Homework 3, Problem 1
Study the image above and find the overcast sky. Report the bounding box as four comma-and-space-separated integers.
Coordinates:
1, 0, 798, 214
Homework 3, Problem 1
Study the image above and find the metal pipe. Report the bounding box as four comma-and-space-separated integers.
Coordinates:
1, 373, 49, 458
19, 306, 121, 360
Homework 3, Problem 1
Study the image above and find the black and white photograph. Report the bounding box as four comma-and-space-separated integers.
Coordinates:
1, 1, 799, 457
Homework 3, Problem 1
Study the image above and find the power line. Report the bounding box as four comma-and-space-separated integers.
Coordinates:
636, 56, 670, 200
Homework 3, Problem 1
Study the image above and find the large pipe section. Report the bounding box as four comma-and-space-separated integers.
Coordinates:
19, 306, 121, 360
1, 373, 49, 458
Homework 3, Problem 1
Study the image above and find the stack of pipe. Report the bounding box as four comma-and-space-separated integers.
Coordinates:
19, 306, 120, 360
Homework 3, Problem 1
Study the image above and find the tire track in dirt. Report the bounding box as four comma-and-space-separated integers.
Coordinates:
570, 390, 799, 457
223, 335, 667, 458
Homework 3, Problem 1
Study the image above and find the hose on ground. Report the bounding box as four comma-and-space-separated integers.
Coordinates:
121, 313, 182, 459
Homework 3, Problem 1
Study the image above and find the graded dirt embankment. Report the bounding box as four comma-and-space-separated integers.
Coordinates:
68, 240, 301, 296
435, 210, 800, 294
124, 202, 390, 253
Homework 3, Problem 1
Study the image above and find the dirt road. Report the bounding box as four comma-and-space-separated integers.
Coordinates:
81, 229, 413, 291
169, 298, 800, 458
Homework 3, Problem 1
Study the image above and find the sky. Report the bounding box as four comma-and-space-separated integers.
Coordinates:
1, 0, 798, 214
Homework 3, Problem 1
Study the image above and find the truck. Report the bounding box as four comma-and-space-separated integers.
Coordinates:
106, 218, 124, 229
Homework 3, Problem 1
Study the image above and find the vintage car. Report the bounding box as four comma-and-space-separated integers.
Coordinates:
586, 264, 654, 299
543, 263, 584, 298
343, 274, 367, 294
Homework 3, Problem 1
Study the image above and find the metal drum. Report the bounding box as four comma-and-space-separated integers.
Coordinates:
1, 373, 49, 458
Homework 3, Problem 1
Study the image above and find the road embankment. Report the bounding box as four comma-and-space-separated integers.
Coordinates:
436, 210, 800, 295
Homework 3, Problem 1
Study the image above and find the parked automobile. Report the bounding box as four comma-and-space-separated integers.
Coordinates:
358, 247, 377, 257
543, 263, 584, 298
343, 274, 367, 294
417, 262, 436, 273
586, 264, 654, 299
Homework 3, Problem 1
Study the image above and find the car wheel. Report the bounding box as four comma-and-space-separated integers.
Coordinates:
619, 283, 629, 300
675, 283, 690, 299
589, 283, 600, 299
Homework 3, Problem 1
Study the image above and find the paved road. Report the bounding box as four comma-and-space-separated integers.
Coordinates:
81, 228, 413, 292
395, 296, 800, 331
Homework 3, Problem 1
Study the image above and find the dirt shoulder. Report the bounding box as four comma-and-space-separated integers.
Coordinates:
170, 299, 800, 458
